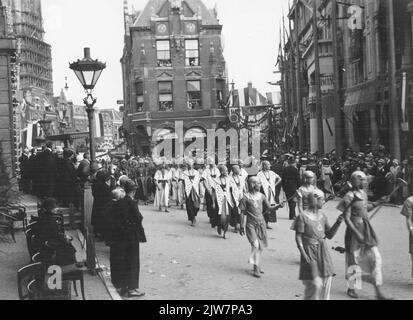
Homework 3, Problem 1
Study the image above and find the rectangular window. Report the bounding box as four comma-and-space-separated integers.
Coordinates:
159, 81, 173, 111
185, 40, 199, 66
156, 40, 172, 67
216, 80, 225, 109
136, 82, 144, 112
187, 80, 201, 110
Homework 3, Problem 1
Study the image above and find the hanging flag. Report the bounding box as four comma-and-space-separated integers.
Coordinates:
225, 87, 233, 109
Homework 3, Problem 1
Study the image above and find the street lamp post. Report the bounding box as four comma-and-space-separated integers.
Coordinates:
69, 48, 105, 275
69, 48, 106, 163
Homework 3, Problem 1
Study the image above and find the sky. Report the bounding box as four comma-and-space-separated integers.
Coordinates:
42, 0, 289, 109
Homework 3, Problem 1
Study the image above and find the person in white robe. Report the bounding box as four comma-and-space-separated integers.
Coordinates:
183, 159, 201, 226
154, 162, 172, 212
203, 158, 221, 224
213, 165, 240, 239
257, 161, 282, 229
230, 165, 247, 232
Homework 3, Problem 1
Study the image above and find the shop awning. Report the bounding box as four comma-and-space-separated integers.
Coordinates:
343, 84, 377, 118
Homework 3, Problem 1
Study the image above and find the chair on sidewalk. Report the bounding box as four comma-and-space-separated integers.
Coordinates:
17, 262, 43, 300
0, 206, 24, 242
32, 252, 41, 263
27, 278, 72, 300
0, 216, 15, 242
27, 279, 41, 300
4, 203, 28, 232
61, 264, 86, 300
25, 229, 41, 262
30, 251, 85, 300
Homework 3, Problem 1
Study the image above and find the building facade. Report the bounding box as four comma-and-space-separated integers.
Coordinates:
96, 108, 125, 153
0, 0, 17, 177
121, 0, 228, 156
2, 0, 54, 153
284, 0, 413, 157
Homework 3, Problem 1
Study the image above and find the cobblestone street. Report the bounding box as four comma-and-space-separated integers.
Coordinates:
96, 200, 413, 300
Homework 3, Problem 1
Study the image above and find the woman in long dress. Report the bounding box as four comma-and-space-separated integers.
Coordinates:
203, 159, 220, 225
213, 165, 239, 239
183, 160, 201, 226
177, 163, 187, 210
154, 163, 172, 212
294, 189, 343, 300
257, 161, 282, 228
320, 158, 334, 197
230, 165, 247, 233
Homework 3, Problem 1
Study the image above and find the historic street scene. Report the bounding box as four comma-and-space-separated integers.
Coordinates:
0, 0, 413, 302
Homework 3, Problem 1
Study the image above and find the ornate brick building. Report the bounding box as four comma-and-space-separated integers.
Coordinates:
0, 0, 17, 177
2, 0, 54, 151
284, 0, 413, 156
121, 0, 228, 155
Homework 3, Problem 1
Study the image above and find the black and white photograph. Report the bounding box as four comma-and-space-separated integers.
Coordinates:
0, 0, 413, 308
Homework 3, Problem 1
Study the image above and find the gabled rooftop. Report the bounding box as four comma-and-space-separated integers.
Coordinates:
133, 0, 219, 28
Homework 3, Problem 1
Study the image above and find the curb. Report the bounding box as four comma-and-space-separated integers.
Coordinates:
95, 256, 122, 300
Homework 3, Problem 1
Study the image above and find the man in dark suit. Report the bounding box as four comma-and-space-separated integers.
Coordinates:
282, 158, 301, 220
77, 153, 91, 188
19, 147, 31, 194
109, 181, 146, 298
39, 141, 58, 198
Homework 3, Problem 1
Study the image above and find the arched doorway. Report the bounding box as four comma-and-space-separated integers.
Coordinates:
184, 127, 207, 158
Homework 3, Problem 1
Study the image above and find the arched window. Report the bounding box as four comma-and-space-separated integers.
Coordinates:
184, 127, 206, 158
184, 127, 206, 140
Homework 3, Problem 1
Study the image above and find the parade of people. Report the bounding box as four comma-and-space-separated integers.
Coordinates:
2, 0, 413, 306
11, 136, 413, 301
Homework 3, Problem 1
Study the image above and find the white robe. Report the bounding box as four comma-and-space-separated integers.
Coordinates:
183, 169, 201, 198
257, 170, 280, 206
203, 167, 221, 196
230, 173, 247, 202
213, 176, 239, 216
170, 167, 179, 202
154, 169, 172, 208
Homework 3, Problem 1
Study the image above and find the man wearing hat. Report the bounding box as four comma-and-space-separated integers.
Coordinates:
39, 141, 58, 198
110, 180, 146, 298
371, 159, 388, 201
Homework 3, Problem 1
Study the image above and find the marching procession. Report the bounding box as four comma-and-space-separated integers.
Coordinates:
2, 0, 413, 304
16, 140, 413, 300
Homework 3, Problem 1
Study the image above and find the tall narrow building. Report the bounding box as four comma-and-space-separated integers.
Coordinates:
3, 0, 54, 149
121, 0, 228, 155
5, 0, 53, 97
0, 0, 18, 177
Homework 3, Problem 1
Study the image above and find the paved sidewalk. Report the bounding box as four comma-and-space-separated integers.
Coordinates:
96, 200, 413, 300
0, 230, 111, 300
